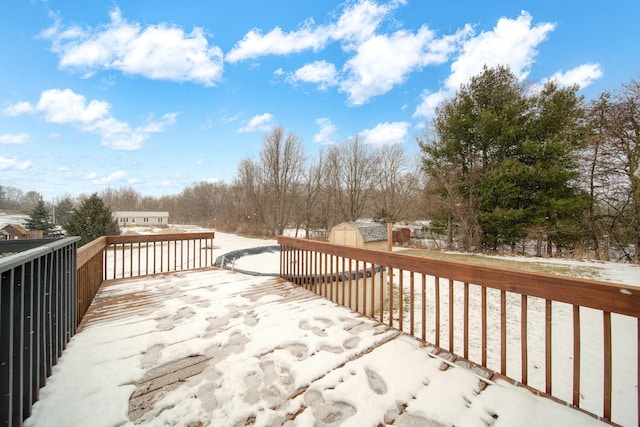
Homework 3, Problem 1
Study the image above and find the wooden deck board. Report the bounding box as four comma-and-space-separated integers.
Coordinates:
32, 268, 609, 427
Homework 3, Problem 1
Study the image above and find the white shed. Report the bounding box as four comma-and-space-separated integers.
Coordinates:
113, 211, 169, 227
328, 221, 388, 250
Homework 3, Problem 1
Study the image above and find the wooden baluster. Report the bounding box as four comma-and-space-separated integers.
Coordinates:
388, 267, 394, 328
421, 273, 426, 343
572, 304, 580, 407
398, 270, 404, 331
522, 295, 528, 385
464, 282, 469, 360
545, 299, 552, 395
501, 290, 507, 375
435, 276, 440, 347
603, 311, 612, 420
379, 265, 385, 324
449, 279, 454, 352
410, 272, 415, 336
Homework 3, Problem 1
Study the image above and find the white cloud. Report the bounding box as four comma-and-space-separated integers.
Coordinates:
341, 26, 469, 105
92, 170, 127, 184
360, 121, 410, 145
43, 8, 224, 86
36, 88, 110, 124
413, 89, 450, 120
313, 118, 337, 144
221, 112, 241, 123
414, 11, 555, 119
137, 113, 179, 133
451, 12, 553, 86
227, 0, 474, 105
201, 177, 221, 184
0, 157, 31, 171
91, 117, 149, 150
16, 160, 32, 170
0, 157, 15, 170
0, 133, 30, 144
226, 0, 393, 63
291, 61, 338, 89
238, 113, 276, 133
226, 0, 467, 105
330, 0, 394, 49
7, 88, 176, 150
545, 63, 603, 88
2, 101, 34, 117
226, 23, 328, 63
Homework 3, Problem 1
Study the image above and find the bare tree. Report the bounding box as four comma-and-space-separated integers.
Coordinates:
261, 127, 306, 234
586, 78, 640, 262
394, 161, 426, 222
100, 187, 142, 211
327, 135, 376, 222
235, 158, 266, 233
371, 143, 411, 223
293, 149, 328, 237
235, 127, 306, 235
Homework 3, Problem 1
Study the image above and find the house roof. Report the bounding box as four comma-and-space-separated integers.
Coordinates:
2, 223, 28, 235
113, 211, 169, 217
346, 221, 387, 242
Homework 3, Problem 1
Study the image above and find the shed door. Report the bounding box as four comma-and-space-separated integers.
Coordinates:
335, 229, 358, 247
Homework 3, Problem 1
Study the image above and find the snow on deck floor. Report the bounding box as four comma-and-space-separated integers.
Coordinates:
25, 268, 608, 427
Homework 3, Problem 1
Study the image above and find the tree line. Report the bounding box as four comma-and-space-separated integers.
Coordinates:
420, 66, 639, 262
2, 66, 638, 262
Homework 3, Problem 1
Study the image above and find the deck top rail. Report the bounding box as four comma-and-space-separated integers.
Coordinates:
278, 236, 639, 426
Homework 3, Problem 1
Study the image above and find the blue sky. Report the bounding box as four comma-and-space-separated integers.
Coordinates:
1, 1, 638, 200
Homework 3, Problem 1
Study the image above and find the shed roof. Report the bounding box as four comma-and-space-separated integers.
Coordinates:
346, 221, 387, 242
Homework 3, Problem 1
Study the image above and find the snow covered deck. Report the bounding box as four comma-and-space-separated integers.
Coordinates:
25, 268, 609, 427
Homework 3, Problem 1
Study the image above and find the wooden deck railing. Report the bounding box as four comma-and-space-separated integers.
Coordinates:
76, 232, 216, 323
278, 236, 639, 426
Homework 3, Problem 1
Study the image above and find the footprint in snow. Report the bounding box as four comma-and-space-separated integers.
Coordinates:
364, 367, 387, 394
303, 389, 356, 427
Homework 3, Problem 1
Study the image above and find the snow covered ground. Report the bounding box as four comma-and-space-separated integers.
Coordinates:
22, 227, 638, 426
0, 212, 29, 228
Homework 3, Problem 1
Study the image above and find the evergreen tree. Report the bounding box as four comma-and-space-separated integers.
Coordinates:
54, 196, 75, 229
66, 193, 120, 246
25, 199, 55, 236
419, 65, 588, 253
419, 65, 528, 250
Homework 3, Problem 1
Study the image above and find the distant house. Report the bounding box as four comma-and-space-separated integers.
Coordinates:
1, 223, 29, 239
328, 221, 388, 250
113, 211, 169, 227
